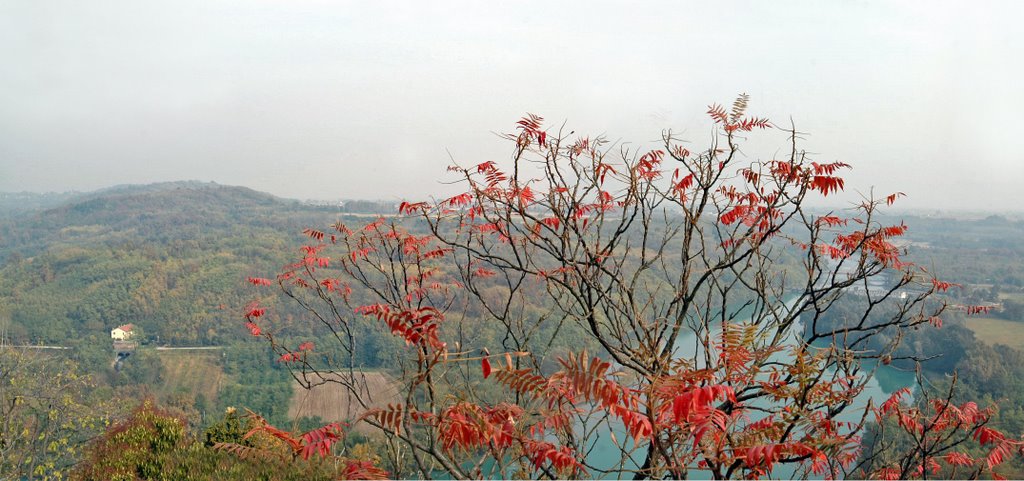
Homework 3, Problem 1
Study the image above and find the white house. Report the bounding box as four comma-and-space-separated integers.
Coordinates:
111, 323, 135, 340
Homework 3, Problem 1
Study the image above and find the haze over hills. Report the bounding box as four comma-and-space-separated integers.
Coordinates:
0, 181, 393, 260
2, 180, 1021, 347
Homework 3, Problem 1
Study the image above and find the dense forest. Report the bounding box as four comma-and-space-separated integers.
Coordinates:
2, 182, 1023, 479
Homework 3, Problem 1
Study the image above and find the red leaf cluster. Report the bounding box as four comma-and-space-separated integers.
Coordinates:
522, 440, 583, 474
397, 201, 429, 215
244, 303, 265, 319
437, 402, 524, 453
302, 228, 325, 241
707, 95, 772, 133
341, 460, 390, 480
246, 277, 273, 286
299, 422, 343, 460
515, 113, 546, 147
355, 304, 445, 349
965, 304, 994, 316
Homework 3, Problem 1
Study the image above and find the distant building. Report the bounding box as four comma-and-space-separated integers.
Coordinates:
111, 323, 135, 340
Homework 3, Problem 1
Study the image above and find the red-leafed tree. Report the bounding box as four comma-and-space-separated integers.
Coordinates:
237, 95, 1016, 479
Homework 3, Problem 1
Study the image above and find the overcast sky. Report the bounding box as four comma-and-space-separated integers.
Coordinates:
1, 1, 1021, 211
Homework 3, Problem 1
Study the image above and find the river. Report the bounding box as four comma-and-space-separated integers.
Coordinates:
579, 295, 916, 478
452, 296, 915, 479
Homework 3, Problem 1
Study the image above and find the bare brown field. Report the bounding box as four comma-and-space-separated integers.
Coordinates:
288, 371, 400, 433
157, 350, 227, 402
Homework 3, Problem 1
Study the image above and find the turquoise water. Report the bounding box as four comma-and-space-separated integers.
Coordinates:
577, 296, 916, 478
448, 297, 916, 479
576, 360, 914, 478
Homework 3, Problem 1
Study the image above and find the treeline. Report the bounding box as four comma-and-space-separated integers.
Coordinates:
889, 213, 1024, 287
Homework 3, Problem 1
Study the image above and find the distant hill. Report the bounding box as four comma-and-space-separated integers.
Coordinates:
0, 190, 84, 216
0, 181, 328, 261
0, 182, 351, 346
6, 180, 1019, 361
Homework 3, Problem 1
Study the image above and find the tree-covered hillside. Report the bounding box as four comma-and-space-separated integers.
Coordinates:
0, 182, 347, 346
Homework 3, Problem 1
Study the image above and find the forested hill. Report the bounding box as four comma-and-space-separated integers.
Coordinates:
2, 181, 322, 258
0, 182, 359, 346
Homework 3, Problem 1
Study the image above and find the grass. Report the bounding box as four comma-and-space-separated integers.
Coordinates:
156, 350, 228, 403
966, 316, 1024, 350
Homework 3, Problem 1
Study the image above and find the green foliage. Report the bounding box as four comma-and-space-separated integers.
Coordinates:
75, 400, 186, 480
116, 350, 165, 386
202, 408, 248, 447
216, 343, 294, 426
74, 400, 342, 481
0, 348, 115, 480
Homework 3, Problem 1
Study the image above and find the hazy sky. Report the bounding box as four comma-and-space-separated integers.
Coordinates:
1, 1, 1021, 211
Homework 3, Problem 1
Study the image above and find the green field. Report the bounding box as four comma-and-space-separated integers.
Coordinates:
1000, 291, 1024, 303
966, 316, 1024, 350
